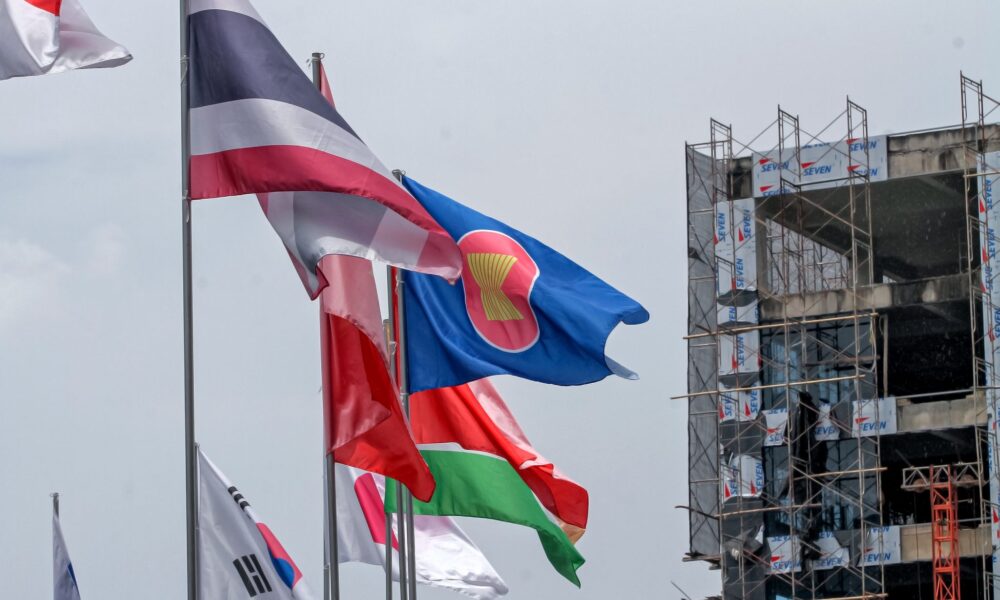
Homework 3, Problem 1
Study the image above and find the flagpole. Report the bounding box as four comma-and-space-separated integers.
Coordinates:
387, 169, 418, 600
383, 317, 395, 600
52, 492, 59, 518
312, 52, 342, 600
387, 266, 410, 600
180, 0, 198, 598
393, 268, 418, 600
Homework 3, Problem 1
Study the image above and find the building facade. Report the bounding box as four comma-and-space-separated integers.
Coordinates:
684, 77, 1000, 600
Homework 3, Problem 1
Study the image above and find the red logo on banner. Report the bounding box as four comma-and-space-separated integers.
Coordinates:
458, 230, 540, 352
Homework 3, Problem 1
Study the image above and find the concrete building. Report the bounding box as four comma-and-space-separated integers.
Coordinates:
683, 77, 1000, 600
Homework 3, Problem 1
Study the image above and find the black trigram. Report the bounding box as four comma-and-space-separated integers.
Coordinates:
233, 553, 272, 597
228, 486, 251, 511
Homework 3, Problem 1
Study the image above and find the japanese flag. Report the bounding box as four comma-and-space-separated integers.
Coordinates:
0, 0, 130, 80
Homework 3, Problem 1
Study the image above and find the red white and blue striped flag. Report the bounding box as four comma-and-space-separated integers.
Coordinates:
187, 0, 462, 297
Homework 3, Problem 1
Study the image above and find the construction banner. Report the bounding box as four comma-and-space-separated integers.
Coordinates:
751, 136, 888, 198
763, 408, 788, 447
814, 402, 840, 441
767, 535, 802, 574
856, 526, 901, 567
851, 397, 897, 437
813, 531, 850, 570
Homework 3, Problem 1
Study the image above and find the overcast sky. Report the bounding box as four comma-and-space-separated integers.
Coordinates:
2, 1, 1000, 598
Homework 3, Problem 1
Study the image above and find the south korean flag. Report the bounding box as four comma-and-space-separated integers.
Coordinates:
198, 449, 314, 599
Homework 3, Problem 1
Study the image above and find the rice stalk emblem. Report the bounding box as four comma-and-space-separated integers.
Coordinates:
467, 253, 524, 321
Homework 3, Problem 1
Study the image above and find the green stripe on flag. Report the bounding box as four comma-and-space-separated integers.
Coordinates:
386, 449, 585, 586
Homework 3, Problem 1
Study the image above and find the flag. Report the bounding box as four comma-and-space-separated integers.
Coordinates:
53, 508, 81, 600
412, 379, 588, 538
0, 0, 131, 80
387, 379, 587, 586
399, 176, 649, 392
198, 449, 315, 600
187, 0, 461, 295
335, 464, 508, 600
256, 60, 461, 299
321, 256, 435, 502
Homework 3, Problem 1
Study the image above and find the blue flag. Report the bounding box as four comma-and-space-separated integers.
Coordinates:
401, 176, 649, 393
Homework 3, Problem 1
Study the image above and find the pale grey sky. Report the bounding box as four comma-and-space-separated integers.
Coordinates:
1, 1, 999, 598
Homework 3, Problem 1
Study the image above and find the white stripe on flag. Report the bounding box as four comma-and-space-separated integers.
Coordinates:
190, 98, 401, 187
261, 190, 431, 297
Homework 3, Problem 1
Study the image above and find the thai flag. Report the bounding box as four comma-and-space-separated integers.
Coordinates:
187, 0, 462, 296
0, 0, 131, 80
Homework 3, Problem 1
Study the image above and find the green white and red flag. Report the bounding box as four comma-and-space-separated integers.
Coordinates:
386, 378, 587, 585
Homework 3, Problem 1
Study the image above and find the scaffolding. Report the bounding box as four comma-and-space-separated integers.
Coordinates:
960, 72, 1000, 600
684, 73, 1000, 600
686, 98, 887, 600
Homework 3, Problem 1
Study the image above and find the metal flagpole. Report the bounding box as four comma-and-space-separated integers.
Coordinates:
387, 169, 418, 600
393, 264, 418, 600
324, 453, 340, 600
387, 266, 410, 600
52, 492, 59, 518
180, 1, 198, 598
382, 318, 395, 600
311, 52, 341, 600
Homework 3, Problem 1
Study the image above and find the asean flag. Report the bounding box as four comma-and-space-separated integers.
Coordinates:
400, 176, 649, 393
0, 0, 131, 80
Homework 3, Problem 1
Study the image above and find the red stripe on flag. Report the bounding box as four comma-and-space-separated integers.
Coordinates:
24, 0, 61, 15
190, 145, 446, 243
354, 473, 399, 549
411, 383, 589, 529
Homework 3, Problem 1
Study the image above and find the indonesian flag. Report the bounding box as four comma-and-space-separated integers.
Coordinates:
387, 379, 588, 585
198, 449, 315, 600
321, 255, 435, 502
187, 0, 462, 296
0, 0, 131, 80
336, 464, 508, 600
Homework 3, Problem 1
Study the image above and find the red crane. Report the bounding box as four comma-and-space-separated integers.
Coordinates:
929, 465, 960, 600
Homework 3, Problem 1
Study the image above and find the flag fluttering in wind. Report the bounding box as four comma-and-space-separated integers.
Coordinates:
387, 379, 588, 586
0, 0, 131, 80
398, 176, 649, 392
186, 0, 461, 296
320, 256, 435, 502
53, 507, 81, 600
198, 449, 315, 600
336, 464, 508, 600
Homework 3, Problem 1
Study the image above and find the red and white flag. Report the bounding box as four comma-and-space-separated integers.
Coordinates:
320, 255, 435, 502
0, 0, 131, 80
336, 464, 508, 600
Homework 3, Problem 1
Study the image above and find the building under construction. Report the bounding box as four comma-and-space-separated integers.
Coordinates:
683, 75, 1000, 600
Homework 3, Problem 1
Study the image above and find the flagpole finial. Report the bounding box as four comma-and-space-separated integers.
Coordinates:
392, 169, 405, 181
